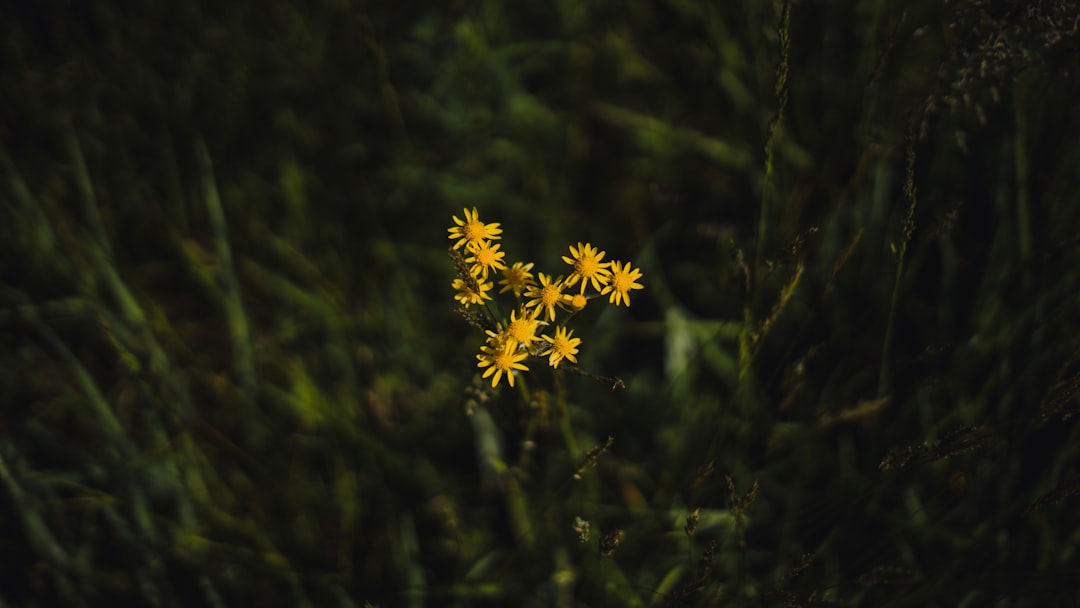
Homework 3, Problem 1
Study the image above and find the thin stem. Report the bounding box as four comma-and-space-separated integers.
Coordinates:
879, 126, 918, 397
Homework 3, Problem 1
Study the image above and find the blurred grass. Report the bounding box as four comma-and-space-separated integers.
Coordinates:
2, 1, 1080, 606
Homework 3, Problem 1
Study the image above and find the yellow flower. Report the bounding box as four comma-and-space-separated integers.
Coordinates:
448, 207, 502, 251
524, 273, 571, 322
543, 325, 581, 369
506, 308, 543, 350
465, 239, 507, 279
499, 261, 536, 297
569, 293, 587, 310
477, 339, 529, 388
601, 261, 644, 307
562, 242, 611, 294
486, 308, 542, 352
452, 277, 493, 307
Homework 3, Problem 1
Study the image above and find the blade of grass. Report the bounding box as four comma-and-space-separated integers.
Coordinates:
1, 147, 61, 256
196, 138, 257, 401
30, 314, 126, 449
591, 102, 753, 171
878, 126, 917, 397
398, 513, 427, 608
67, 130, 113, 259
1013, 81, 1032, 260
0, 448, 71, 567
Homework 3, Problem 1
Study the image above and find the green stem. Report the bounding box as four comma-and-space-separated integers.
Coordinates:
878, 252, 905, 396
753, 0, 791, 282
879, 127, 917, 397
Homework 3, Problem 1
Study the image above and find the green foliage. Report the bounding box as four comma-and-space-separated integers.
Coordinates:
2, 1, 1080, 606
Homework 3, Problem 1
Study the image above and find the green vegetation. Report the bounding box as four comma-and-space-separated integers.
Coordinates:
2, 1, 1079, 606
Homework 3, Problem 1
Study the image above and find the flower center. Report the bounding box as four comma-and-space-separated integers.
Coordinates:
464, 220, 485, 241
476, 247, 495, 265
613, 273, 630, 291
576, 258, 599, 276
493, 350, 513, 370
541, 285, 561, 306
509, 320, 532, 343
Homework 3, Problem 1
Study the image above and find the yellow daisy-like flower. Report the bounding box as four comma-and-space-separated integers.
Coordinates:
543, 325, 581, 369
477, 339, 529, 388
562, 242, 611, 294
448, 207, 503, 251
452, 277, 493, 307
499, 261, 536, 297
569, 293, 587, 310
505, 308, 543, 350
524, 273, 571, 322
486, 308, 542, 352
601, 261, 644, 307
465, 239, 507, 279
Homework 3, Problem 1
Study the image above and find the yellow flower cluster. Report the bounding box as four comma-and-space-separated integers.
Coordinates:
449, 207, 644, 388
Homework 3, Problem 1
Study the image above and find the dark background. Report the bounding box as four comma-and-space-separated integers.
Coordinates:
2, 1, 1080, 606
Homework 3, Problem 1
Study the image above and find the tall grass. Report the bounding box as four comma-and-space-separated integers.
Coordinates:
2, 1, 1080, 606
